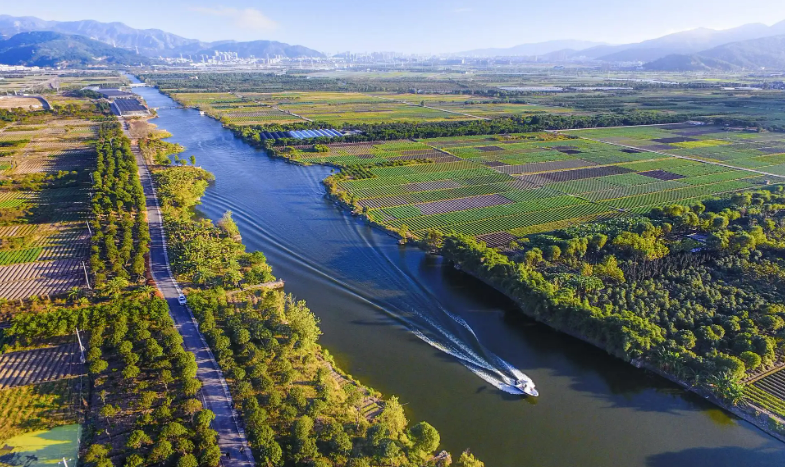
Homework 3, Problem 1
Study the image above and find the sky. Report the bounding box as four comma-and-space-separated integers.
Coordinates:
4, 0, 785, 54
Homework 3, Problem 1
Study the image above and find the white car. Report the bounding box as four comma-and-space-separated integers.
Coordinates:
178, 294, 187, 306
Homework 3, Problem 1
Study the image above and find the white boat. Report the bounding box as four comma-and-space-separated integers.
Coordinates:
511, 376, 539, 397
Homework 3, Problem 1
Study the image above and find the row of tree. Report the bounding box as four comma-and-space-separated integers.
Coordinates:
89, 123, 149, 288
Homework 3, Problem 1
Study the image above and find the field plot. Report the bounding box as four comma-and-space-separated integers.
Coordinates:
0, 381, 81, 444
303, 131, 778, 245
172, 92, 304, 125
372, 92, 585, 118
0, 96, 43, 110
0, 343, 84, 389
746, 369, 785, 419
571, 124, 785, 180
0, 119, 94, 299
244, 91, 477, 125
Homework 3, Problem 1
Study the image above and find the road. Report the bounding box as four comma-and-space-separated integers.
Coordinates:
123, 119, 254, 467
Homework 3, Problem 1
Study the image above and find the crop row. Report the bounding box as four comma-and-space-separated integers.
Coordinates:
0, 343, 83, 389
745, 385, 785, 419
390, 195, 583, 231
444, 202, 612, 236
0, 248, 42, 265
607, 180, 753, 210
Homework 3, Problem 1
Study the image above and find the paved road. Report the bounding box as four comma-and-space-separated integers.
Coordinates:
123, 120, 254, 467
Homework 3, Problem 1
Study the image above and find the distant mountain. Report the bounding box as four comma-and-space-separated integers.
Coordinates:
467, 20, 785, 63
173, 40, 324, 59
645, 35, 785, 71
0, 15, 199, 56
458, 40, 604, 57
0, 15, 323, 59
597, 21, 785, 63
0, 31, 152, 67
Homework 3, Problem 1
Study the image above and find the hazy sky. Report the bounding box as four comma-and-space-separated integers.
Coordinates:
5, 0, 785, 53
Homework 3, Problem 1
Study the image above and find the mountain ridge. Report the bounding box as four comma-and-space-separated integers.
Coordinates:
0, 15, 323, 59
0, 31, 152, 67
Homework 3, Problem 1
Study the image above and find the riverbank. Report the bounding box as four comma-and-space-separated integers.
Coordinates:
130, 80, 785, 467
222, 108, 785, 445
140, 118, 485, 467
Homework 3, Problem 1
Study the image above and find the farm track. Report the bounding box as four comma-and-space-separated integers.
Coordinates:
0, 343, 84, 390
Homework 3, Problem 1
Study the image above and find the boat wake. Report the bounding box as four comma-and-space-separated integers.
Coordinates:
144, 95, 537, 397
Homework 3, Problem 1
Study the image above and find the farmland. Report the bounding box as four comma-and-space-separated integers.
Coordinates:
284, 127, 783, 244
0, 379, 82, 443
0, 343, 84, 389
0, 116, 95, 300
171, 90, 484, 126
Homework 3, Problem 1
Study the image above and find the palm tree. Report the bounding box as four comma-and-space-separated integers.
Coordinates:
67, 286, 82, 303
104, 277, 129, 299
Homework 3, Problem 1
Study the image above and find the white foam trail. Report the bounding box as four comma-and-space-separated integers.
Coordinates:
172, 113, 536, 394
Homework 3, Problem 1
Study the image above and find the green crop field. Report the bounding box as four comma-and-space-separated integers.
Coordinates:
277, 126, 785, 246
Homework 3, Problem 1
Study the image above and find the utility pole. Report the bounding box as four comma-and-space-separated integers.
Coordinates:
75, 329, 85, 364
81, 261, 91, 289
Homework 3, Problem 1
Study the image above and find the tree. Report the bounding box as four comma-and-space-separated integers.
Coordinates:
175, 452, 198, 467
183, 378, 202, 397
195, 410, 216, 431
409, 421, 440, 457
85, 444, 111, 464
100, 404, 119, 422
378, 396, 407, 438
544, 245, 561, 261
127, 430, 153, 449
423, 229, 444, 252
122, 364, 140, 380
161, 422, 189, 439
740, 351, 762, 371
104, 277, 130, 298
160, 369, 175, 391
124, 454, 144, 467
183, 398, 203, 421
291, 415, 318, 463
455, 450, 484, 467
89, 359, 109, 375
199, 445, 221, 467
218, 211, 240, 238
149, 439, 174, 464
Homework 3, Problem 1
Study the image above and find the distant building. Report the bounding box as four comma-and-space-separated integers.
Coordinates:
111, 98, 150, 117
98, 88, 135, 99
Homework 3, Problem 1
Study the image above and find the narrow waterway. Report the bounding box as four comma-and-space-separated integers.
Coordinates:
132, 83, 785, 467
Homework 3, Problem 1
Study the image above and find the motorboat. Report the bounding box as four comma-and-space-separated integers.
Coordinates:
512, 376, 539, 397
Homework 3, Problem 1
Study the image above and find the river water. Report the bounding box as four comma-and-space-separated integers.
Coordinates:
131, 83, 785, 467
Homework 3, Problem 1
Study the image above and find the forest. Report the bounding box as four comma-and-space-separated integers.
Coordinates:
438, 187, 785, 415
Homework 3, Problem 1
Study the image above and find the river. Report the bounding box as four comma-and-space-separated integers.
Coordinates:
131, 82, 785, 467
